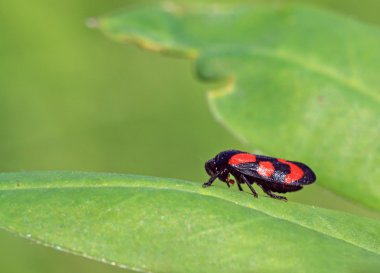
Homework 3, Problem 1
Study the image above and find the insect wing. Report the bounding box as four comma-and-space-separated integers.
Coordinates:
229, 162, 268, 180
284, 160, 316, 185
230, 160, 316, 186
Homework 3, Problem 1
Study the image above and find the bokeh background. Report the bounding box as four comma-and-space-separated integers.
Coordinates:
1, 0, 379, 272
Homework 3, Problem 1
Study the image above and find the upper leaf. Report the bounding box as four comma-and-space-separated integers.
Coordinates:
98, 3, 380, 211
0, 171, 380, 273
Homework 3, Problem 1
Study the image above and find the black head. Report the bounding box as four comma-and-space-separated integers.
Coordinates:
205, 158, 217, 176
205, 150, 242, 181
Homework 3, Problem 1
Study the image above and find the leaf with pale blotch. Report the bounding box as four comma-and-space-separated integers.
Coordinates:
98, 3, 380, 212
0, 172, 380, 273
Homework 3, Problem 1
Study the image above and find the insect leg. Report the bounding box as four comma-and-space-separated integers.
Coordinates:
236, 181, 243, 191
257, 184, 287, 202
240, 175, 258, 198
202, 171, 221, 188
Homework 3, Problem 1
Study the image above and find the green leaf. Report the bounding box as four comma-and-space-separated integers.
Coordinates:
97, 3, 380, 212
1, 171, 380, 273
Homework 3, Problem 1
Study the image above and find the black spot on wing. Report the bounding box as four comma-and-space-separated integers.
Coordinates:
229, 162, 259, 178
229, 161, 286, 184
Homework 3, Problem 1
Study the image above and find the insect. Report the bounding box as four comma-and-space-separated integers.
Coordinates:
203, 150, 316, 201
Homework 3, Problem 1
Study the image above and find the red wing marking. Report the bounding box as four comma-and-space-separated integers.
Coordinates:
228, 153, 257, 165
257, 161, 275, 177
278, 159, 304, 183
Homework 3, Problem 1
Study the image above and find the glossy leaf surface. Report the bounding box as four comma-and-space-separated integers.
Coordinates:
0, 172, 379, 272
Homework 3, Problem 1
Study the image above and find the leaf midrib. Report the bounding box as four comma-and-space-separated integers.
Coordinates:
1, 183, 378, 256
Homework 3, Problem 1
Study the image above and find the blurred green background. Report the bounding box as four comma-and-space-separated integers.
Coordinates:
1, 0, 379, 272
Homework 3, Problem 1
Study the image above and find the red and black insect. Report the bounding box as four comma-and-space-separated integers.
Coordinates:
203, 150, 316, 201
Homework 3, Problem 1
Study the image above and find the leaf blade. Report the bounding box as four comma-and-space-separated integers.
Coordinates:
1, 171, 380, 273
98, 3, 380, 211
